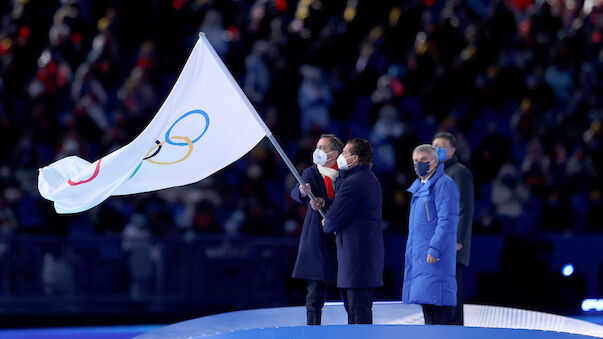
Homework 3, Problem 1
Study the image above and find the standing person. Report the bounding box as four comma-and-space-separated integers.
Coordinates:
316, 138, 384, 324
432, 132, 474, 325
290, 134, 343, 325
403, 144, 459, 325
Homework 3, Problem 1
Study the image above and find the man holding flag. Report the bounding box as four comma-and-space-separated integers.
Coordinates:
290, 134, 343, 325
37, 31, 341, 324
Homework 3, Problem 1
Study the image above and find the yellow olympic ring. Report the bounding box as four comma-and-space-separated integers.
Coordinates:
144, 136, 193, 165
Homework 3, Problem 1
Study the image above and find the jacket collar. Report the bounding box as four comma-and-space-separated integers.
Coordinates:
444, 154, 459, 169
340, 164, 367, 178
408, 164, 445, 194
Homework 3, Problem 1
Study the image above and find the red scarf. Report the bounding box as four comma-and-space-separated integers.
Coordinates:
324, 163, 338, 199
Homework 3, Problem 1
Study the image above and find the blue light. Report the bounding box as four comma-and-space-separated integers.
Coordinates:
582, 299, 603, 312
562, 264, 574, 277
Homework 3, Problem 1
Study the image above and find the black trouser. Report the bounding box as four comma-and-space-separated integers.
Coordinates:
422, 304, 455, 325
339, 288, 374, 324
306, 280, 327, 325
450, 264, 464, 325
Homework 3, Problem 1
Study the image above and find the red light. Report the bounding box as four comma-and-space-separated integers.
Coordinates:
592, 31, 602, 44
71, 32, 82, 44
172, 0, 185, 10
19, 26, 31, 40
275, 0, 287, 12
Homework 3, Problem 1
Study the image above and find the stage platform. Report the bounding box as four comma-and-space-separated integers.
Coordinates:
135, 302, 603, 338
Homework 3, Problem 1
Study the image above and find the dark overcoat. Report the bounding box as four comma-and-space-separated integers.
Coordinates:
444, 155, 474, 267
323, 165, 384, 288
290, 165, 337, 283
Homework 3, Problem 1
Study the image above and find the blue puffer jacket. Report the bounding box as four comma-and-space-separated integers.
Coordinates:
403, 164, 459, 306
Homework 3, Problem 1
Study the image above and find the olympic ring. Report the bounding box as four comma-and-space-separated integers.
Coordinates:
67, 110, 209, 185
144, 136, 193, 165
144, 140, 162, 160
126, 110, 210, 180
128, 136, 192, 179
165, 110, 209, 146
68, 158, 102, 186
129, 161, 143, 179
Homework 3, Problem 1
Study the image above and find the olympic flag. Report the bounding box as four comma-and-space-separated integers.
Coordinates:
38, 33, 271, 214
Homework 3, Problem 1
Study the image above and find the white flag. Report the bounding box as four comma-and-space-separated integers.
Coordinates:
38, 33, 270, 214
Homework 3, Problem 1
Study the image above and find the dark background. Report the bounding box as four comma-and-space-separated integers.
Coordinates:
0, 0, 602, 328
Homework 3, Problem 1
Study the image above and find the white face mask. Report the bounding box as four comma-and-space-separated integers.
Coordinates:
337, 154, 356, 170
313, 148, 335, 166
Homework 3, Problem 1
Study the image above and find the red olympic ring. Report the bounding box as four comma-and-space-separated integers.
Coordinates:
66, 110, 209, 185
67, 158, 102, 186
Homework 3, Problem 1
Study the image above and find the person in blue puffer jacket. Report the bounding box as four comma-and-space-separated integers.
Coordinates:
403, 144, 460, 325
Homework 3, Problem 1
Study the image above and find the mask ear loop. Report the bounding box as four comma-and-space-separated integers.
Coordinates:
324, 150, 336, 162
427, 159, 437, 174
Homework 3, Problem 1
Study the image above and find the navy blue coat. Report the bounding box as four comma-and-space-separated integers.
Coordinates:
403, 164, 459, 306
443, 155, 474, 267
323, 165, 384, 288
290, 165, 337, 284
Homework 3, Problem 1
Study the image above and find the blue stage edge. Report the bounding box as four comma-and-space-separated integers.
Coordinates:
187, 325, 596, 339
135, 302, 603, 339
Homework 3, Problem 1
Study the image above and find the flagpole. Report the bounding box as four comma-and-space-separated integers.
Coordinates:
199, 32, 327, 219
266, 134, 327, 219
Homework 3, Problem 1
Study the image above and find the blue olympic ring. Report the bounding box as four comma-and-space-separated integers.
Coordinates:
165, 110, 209, 146
128, 110, 210, 180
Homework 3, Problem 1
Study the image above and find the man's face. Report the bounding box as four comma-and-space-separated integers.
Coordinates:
341, 143, 358, 168
432, 137, 456, 161
412, 151, 432, 164
412, 151, 437, 176
316, 138, 333, 153
316, 137, 338, 166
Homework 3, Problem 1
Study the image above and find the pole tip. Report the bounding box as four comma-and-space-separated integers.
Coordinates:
198, 32, 206, 38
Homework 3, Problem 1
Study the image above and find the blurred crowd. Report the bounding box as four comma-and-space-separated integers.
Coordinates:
0, 0, 602, 241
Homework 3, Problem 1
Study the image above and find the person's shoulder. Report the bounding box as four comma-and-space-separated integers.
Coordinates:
438, 173, 458, 191
451, 161, 473, 176
455, 163, 473, 182
302, 165, 319, 176
362, 166, 380, 182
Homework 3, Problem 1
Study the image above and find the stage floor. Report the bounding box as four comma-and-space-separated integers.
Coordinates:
135, 302, 603, 338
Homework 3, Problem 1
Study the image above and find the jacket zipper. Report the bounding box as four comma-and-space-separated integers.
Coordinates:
424, 198, 431, 221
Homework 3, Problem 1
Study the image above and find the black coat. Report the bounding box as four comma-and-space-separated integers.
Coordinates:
323, 165, 384, 288
444, 155, 474, 267
290, 165, 337, 283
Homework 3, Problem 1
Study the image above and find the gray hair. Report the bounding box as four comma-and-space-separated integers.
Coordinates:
412, 144, 437, 161
320, 134, 344, 153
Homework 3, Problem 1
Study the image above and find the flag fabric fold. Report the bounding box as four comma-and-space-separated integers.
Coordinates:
38, 33, 269, 214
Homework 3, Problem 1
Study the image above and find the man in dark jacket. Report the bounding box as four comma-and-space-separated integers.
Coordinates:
314, 138, 384, 324
290, 134, 343, 325
433, 132, 474, 325
404, 144, 459, 325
